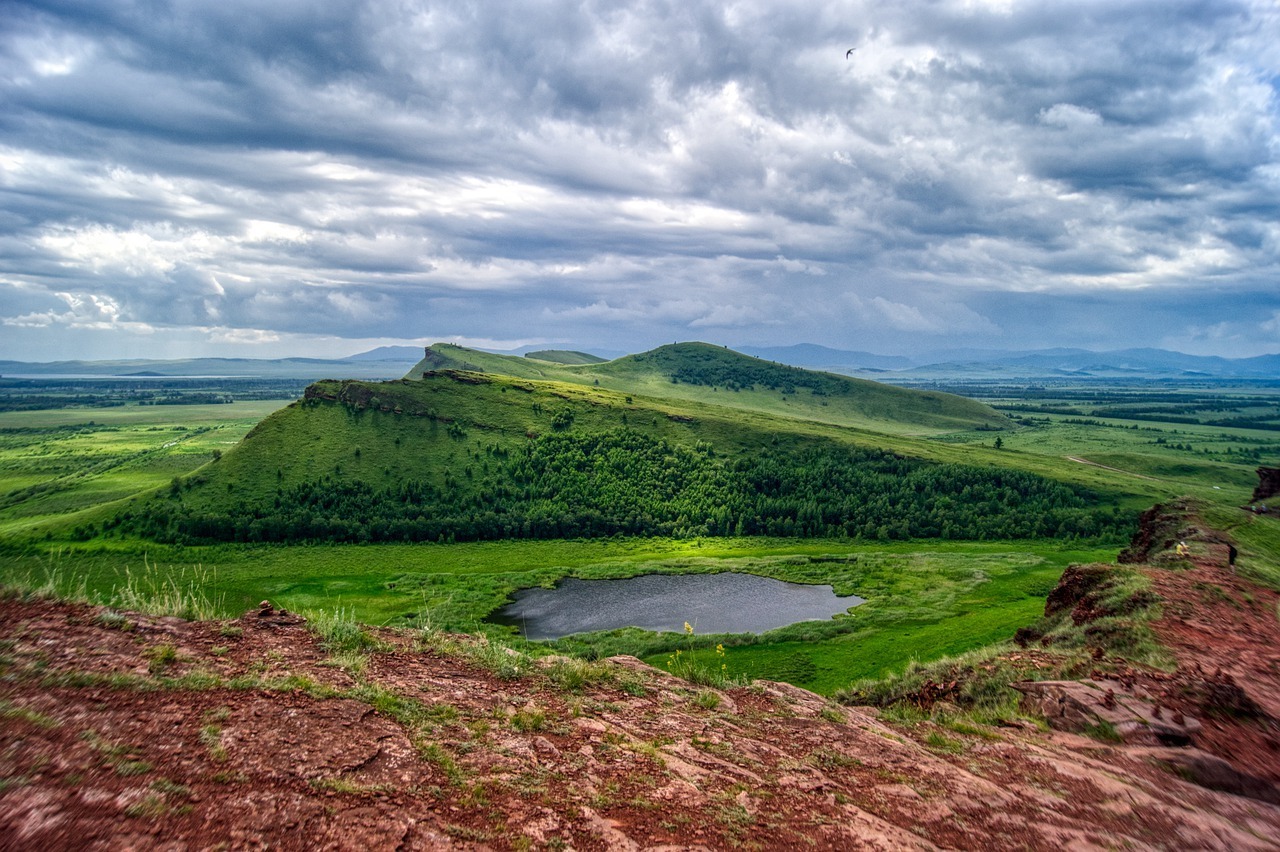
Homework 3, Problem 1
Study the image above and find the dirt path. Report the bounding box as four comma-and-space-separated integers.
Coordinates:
1065, 455, 1162, 480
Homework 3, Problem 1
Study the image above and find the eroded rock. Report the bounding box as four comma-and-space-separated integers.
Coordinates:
1013, 679, 1201, 745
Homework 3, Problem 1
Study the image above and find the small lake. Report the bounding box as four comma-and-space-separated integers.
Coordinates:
492, 572, 865, 640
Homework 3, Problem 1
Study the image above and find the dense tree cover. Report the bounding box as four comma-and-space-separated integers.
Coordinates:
621, 344, 840, 394
117, 429, 1131, 545
668, 359, 828, 394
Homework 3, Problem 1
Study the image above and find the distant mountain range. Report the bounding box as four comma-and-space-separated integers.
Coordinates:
738, 344, 1280, 380
1, 344, 1277, 381
890, 347, 1280, 379
0, 353, 416, 381
736, 344, 915, 371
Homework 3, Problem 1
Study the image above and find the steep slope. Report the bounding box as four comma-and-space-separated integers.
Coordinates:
3, 533, 1278, 850
115, 369, 1128, 545
406, 341, 1010, 435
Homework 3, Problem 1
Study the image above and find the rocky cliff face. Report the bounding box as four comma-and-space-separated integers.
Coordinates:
1252, 466, 1280, 502
2, 507, 1279, 849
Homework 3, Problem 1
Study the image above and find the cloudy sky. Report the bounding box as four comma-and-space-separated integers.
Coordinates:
2, 0, 1279, 362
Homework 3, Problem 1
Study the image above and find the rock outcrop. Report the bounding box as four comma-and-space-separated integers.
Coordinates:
4, 582, 1280, 850
1012, 678, 1201, 746
1252, 466, 1280, 502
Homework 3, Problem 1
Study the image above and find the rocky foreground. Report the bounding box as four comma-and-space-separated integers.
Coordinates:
2, 513, 1279, 849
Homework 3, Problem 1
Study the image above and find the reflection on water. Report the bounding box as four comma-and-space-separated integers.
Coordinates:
493, 572, 865, 640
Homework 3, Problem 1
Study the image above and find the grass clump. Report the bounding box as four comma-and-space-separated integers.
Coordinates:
924, 730, 965, 754
510, 707, 547, 732
461, 635, 530, 680
1082, 719, 1123, 742
544, 656, 619, 693
81, 730, 152, 776
125, 779, 194, 818
419, 742, 465, 785
0, 699, 61, 729
664, 624, 734, 687
0, 557, 220, 621
321, 649, 370, 676
819, 704, 846, 724
306, 606, 390, 654
309, 776, 392, 796
94, 609, 134, 631
143, 643, 179, 675
693, 690, 722, 711
149, 778, 193, 801
835, 644, 1060, 724
200, 724, 228, 762
111, 561, 223, 621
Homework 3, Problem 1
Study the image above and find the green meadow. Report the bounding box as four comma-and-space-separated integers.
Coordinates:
2, 360, 1279, 696
1, 532, 1112, 695
0, 401, 288, 538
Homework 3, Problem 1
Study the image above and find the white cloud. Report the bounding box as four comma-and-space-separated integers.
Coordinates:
38, 224, 222, 277
0, 0, 1278, 358
773, 256, 826, 276
2, 291, 155, 334
1038, 103, 1103, 130
690, 303, 772, 328
206, 327, 282, 346
1261, 311, 1280, 336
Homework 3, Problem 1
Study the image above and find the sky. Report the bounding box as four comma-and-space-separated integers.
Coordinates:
2, 0, 1279, 362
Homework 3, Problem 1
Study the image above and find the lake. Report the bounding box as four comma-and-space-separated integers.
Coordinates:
492, 572, 865, 640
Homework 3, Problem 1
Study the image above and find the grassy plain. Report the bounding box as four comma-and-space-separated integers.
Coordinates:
2, 374, 1279, 696
0, 401, 288, 538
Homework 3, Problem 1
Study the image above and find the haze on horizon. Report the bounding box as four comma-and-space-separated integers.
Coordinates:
2, 0, 1279, 363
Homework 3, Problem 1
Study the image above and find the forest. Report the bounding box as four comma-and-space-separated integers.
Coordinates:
116, 428, 1130, 545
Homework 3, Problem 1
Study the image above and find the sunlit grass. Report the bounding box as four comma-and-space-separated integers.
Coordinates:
0, 549, 222, 621
2, 375, 1278, 702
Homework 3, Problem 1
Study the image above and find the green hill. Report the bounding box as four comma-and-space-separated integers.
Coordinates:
407, 342, 1009, 436
112, 365, 1129, 546
524, 350, 608, 365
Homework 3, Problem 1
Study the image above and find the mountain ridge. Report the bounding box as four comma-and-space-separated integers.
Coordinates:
403, 341, 1009, 435
4, 344, 1278, 380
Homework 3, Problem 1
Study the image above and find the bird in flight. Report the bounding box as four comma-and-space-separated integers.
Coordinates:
846, 48, 857, 58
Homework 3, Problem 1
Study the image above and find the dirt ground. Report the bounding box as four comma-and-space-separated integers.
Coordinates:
3, 520, 1279, 849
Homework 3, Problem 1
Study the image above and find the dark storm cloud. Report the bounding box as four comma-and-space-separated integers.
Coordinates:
1, 0, 1278, 360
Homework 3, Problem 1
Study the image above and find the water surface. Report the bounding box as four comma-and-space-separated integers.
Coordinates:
493, 572, 864, 640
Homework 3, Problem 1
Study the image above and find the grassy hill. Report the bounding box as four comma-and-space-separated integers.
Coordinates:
407, 342, 1010, 436
108, 358, 1132, 546
523, 349, 608, 365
